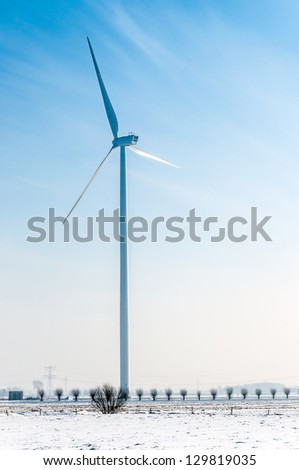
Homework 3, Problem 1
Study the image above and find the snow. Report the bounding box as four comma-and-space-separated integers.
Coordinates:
0, 400, 298, 450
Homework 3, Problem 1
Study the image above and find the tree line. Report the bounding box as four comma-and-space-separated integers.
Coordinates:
35, 385, 292, 401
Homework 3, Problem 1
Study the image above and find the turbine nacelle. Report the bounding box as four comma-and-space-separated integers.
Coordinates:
113, 134, 139, 148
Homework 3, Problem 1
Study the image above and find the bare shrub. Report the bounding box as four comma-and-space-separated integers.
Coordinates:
226, 387, 233, 400
270, 388, 277, 399
180, 389, 187, 400
55, 388, 63, 401
38, 388, 45, 402
210, 388, 217, 400
72, 388, 80, 402
165, 388, 172, 401
136, 388, 143, 401
284, 387, 291, 399
150, 389, 158, 401
89, 388, 96, 402
255, 388, 262, 399
241, 388, 248, 399
93, 384, 126, 414
197, 391, 201, 401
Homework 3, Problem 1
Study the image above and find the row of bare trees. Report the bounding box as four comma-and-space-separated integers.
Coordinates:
136, 388, 189, 401
134, 386, 292, 401
36, 385, 292, 402
36, 388, 81, 401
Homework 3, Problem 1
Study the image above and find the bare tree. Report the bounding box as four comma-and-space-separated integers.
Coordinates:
150, 389, 158, 401
180, 389, 187, 400
284, 387, 291, 399
255, 388, 262, 399
197, 391, 201, 401
210, 388, 217, 400
93, 384, 126, 414
270, 388, 277, 399
226, 387, 233, 400
165, 388, 172, 401
89, 389, 96, 402
38, 388, 45, 402
72, 388, 80, 402
241, 388, 248, 399
55, 388, 63, 401
136, 388, 143, 401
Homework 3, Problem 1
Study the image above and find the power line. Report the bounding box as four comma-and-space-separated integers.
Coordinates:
44, 366, 56, 397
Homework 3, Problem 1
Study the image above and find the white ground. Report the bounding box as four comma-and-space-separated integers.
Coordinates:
0, 400, 298, 450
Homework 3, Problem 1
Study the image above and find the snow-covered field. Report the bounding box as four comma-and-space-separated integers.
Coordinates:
1, 400, 298, 450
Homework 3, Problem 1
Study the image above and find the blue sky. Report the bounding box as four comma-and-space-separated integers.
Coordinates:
1, 0, 299, 392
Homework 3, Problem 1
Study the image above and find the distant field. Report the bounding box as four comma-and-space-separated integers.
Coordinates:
1, 400, 298, 450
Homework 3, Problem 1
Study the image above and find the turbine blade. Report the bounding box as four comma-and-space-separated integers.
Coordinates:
87, 37, 119, 139
64, 146, 114, 223
129, 147, 179, 168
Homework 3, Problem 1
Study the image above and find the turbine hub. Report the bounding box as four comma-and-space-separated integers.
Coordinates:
113, 135, 139, 147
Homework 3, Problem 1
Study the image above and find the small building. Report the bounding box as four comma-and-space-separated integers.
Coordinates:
9, 391, 23, 401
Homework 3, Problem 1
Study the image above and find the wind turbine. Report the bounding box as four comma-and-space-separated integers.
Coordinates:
64, 38, 178, 391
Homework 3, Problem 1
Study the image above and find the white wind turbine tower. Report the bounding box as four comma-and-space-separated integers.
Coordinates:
64, 38, 178, 391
